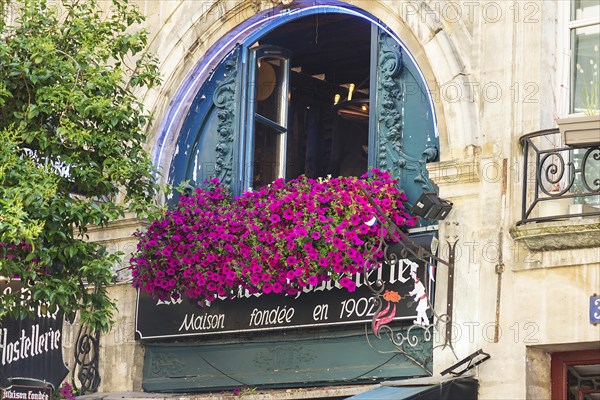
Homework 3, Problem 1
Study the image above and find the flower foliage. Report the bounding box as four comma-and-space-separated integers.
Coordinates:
130, 170, 417, 302
58, 383, 77, 400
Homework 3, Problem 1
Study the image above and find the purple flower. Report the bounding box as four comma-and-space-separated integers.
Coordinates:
286, 256, 297, 265
349, 214, 361, 225
131, 170, 416, 302
283, 209, 294, 220
296, 227, 308, 237
272, 282, 283, 293
307, 275, 319, 286
60, 383, 76, 400
332, 238, 347, 251
339, 277, 357, 292
262, 284, 273, 294
318, 257, 329, 267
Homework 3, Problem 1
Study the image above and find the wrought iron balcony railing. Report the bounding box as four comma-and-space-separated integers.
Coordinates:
518, 128, 600, 225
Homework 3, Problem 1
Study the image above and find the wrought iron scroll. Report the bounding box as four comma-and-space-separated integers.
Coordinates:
213, 52, 239, 186
71, 323, 101, 394
362, 189, 458, 372
518, 128, 600, 224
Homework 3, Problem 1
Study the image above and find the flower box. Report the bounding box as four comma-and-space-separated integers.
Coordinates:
538, 196, 571, 219
556, 114, 600, 147
130, 170, 418, 303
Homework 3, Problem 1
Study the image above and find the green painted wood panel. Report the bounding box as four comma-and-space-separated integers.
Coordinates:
373, 29, 438, 208
142, 326, 430, 392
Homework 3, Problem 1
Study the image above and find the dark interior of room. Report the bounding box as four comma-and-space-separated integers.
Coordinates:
254, 14, 372, 184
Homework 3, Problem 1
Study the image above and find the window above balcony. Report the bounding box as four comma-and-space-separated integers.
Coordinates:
569, 1, 599, 115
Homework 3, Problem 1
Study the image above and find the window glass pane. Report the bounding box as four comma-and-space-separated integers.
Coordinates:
256, 57, 287, 126
571, 24, 599, 113
566, 363, 600, 400
572, 148, 600, 207
572, 0, 600, 20
253, 122, 284, 188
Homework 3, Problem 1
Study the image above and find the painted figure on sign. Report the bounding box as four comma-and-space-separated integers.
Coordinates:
408, 261, 430, 326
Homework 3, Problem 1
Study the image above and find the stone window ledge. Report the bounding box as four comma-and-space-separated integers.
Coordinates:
510, 217, 600, 252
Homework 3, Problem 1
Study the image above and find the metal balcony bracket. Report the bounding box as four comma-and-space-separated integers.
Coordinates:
440, 349, 491, 376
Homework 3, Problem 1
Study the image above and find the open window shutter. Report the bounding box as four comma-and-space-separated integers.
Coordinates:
370, 28, 439, 206
168, 46, 241, 196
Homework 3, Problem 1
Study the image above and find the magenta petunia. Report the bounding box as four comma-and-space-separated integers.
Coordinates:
272, 282, 283, 293
307, 275, 319, 286
349, 214, 361, 225
286, 256, 298, 265
283, 209, 294, 220
130, 170, 415, 302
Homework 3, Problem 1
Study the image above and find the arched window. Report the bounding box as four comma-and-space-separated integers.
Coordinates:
167, 10, 438, 207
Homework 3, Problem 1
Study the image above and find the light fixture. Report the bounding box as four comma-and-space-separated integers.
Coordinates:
411, 192, 453, 221
333, 99, 369, 121
333, 79, 370, 121
347, 83, 355, 101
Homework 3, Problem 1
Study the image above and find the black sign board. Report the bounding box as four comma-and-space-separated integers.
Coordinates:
2, 385, 52, 400
0, 281, 69, 389
136, 235, 436, 339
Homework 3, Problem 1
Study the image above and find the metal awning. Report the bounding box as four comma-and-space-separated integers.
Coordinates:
347, 376, 478, 400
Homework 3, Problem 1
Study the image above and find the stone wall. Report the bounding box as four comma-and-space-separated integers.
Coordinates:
63, 285, 144, 393
526, 347, 552, 400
